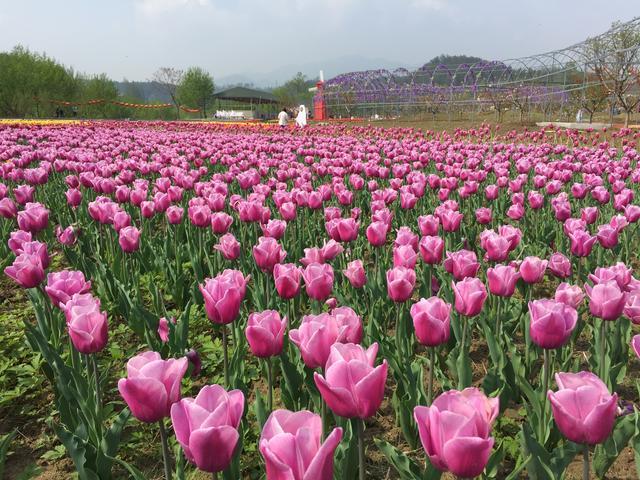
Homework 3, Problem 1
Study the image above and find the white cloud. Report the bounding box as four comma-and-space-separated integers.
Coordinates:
135, 0, 210, 15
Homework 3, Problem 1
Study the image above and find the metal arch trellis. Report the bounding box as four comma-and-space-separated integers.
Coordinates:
321, 16, 640, 118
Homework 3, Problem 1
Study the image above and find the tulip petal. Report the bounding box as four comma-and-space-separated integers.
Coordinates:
442, 436, 494, 478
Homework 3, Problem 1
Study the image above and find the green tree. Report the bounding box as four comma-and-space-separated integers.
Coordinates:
177, 67, 215, 118
78, 74, 123, 118
272, 72, 317, 108
0, 45, 78, 117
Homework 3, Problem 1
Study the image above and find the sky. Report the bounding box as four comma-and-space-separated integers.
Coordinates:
0, 0, 634, 83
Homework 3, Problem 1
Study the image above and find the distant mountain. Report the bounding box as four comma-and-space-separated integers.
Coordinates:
217, 55, 413, 88
116, 80, 173, 103
115, 55, 419, 98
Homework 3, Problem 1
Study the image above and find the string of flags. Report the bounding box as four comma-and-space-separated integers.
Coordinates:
45, 98, 201, 112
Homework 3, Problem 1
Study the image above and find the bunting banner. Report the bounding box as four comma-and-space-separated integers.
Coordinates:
45, 98, 200, 112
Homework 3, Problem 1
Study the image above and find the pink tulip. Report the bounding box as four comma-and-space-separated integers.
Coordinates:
17, 202, 49, 233
45, 270, 91, 308
327, 218, 359, 243
261, 219, 287, 240
211, 212, 233, 234
624, 292, 640, 324
0, 198, 17, 219
480, 231, 511, 262
8, 230, 32, 253
259, 409, 342, 480
443, 250, 480, 280
343, 260, 367, 288
320, 239, 343, 262
393, 245, 418, 269
289, 313, 339, 369
65, 188, 82, 208
418, 214, 440, 236
589, 263, 632, 290
585, 281, 626, 321
166, 206, 184, 225
62, 293, 108, 354
171, 385, 244, 473
188, 204, 212, 228
418, 236, 444, 265
414, 388, 499, 478
56, 225, 77, 246
498, 225, 522, 251
113, 211, 131, 233
253, 237, 287, 273
475, 207, 492, 224
519, 256, 548, 284
199, 270, 247, 324
332, 306, 363, 344
386, 266, 416, 302
158, 317, 172, 343
300, 247, 325, 267
555, 283, 585, 309
245, 310, 287, 358
487, 264, 520, 297
118, 351, 188, 423
15, 240, 49, 269
366, 221, 388, 247
4, 253, 45, 288
394, 226, 419, 251
528, 299, 578, 349
214, 233, 240, 260
140, 201, 155, 219
568, 229, 597, 257
14, 185, 35, 204
581, 207, 599, 225
440, 209, 463, 232
548, 252, 572, 279
596, 224, 619, 249
548, 372, 617, 445
410, 297, 451, 347
118, 226, 140, 253
273, 263, 302, 299
302, 263, 334, 301
314, 343, 388, 419
452, 277, 487, 317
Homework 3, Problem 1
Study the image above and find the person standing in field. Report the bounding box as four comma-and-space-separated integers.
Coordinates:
295, 105, 308, 128
278, 108, 289, 127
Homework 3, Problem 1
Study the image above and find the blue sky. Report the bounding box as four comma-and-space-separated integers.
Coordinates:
0, 0, 634, 82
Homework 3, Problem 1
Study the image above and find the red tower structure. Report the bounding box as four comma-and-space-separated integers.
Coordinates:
313, 80, 327, 121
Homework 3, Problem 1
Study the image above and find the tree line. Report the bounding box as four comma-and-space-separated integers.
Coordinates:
0, 45, 316, 120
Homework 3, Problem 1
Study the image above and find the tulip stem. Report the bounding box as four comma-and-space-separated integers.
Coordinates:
321, 399, 327, 441
221, 325, 230, 388
582, 444, 590, 480
427, 347, 435, 404
158, 420, 172, 480
395, 304, 404, 358
540, 348, 551, 443
427, 265, 432, 298
266, 356, 273, 413
357, 418, 365, 480
599, 320, 607, 383
91, 354, 102, 412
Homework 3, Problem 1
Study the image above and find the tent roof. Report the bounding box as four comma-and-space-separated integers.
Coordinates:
212, 86, 278, 104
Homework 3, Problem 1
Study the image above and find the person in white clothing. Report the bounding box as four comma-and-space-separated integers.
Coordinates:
278, 108, 289, 127
295, 105, 307, 128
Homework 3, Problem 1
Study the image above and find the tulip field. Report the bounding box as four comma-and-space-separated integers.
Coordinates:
3, 120, 640, 479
